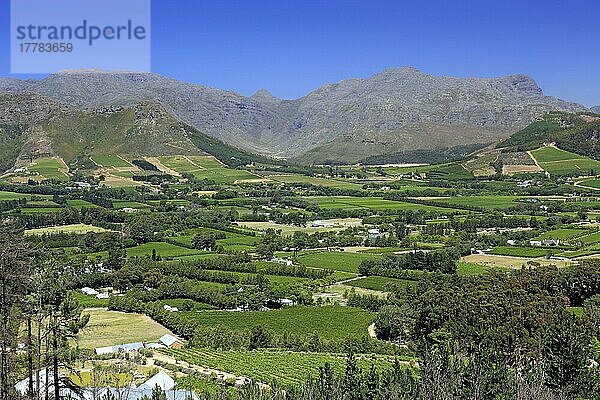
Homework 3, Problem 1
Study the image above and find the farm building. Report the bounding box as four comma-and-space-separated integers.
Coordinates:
270, 257, 293, 266
15, 371, 197, 400
81, 287, 99, 296
368, 228, 384, 241
312, 220, 336, 228
139, 371, 175, 390
159, 334, 183, 349
95, 342, 144, 355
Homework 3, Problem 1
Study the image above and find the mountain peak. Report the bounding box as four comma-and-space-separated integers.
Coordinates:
591, 106, 600, 114
250, 88, 281, 104
496, 74, 543, 95
372, 66, 424, 78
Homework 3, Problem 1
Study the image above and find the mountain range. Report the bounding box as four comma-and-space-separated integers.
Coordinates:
0, 67, 591, 165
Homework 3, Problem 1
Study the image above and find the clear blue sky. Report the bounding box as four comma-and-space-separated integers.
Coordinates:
1, 0, 598, 106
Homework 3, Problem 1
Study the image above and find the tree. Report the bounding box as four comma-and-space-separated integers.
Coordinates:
107, 247, 126, 270
256, 243, 275, 260
543, 311, 590, 394
249, 325, 271, 350
0, 221, 33, 400
342, 353, 362, 400
374, 305, 412, 342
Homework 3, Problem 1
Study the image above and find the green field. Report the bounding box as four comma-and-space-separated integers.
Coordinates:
28, 158, 69, 181
25, 224, 113, 236
428, 195, 523, 210
126, 242, 208, 259
558, 244, 600, 259
304, 196, 458, 213
164, 348, 395, 387
293, 251, 381, 273
533, 228, 593, 242
578, 179, 600, 190
531, 147, 600, 176
0, 190, 42, 201
90, 155, 133, 168
489, 246, 550, 258
158, 155, 258, 183
182, 306, 374, 340
346, 276, 415, 291
169, 227, 260, 251
70, 291, 110, 308
580, 231, 600, 245
65, 199, 99, 209
112, 200, 151, 209
456, 262, 495, 276
268, 174, 362, 189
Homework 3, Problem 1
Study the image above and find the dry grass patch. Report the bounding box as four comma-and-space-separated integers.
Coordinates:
76, 309, 174, 349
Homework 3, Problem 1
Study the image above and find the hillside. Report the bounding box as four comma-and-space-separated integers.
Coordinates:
0, 68, 587, 163
498, 111, 600, 160
0, 93, 275, 173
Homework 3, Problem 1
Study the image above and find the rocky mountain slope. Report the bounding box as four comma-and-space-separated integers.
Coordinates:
0, 92, 237, 172
591, 106, 600, 114
0, 68, 588, 164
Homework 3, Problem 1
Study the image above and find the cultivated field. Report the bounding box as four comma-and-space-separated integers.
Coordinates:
164, 348, 397, 387
531, 147, 600, 176
462, 254, 573, 269
28, 157, 70, 181
239, 219, 363, 235
181, 306, 374, 340
158, 155, 258, 183
266, 174, 362, 189
91, 155, 133, 168
25, 224, 113, 235
76, 309, 175, 349
293, 250, 381, 273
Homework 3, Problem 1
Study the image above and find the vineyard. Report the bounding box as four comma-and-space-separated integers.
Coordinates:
162, 348, 398, 386
181, 306, 375, 340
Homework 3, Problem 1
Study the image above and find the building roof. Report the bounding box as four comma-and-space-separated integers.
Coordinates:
95, 342, 144, 355
16, 371, 197, 400
159, 334, 182, 347
139, 371, 175, 391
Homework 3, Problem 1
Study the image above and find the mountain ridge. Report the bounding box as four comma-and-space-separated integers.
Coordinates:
0, 92, 276, 173
0, 68, 588, 163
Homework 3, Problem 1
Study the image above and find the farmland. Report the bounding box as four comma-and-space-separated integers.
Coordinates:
126, 242, 207, 259
25, 224, 113, 235
427, 195, 523, 210
91, 155, 133, 168
489, 246, 551, 258
293, 251, 382, 273
531, 146, 600, 176
158, 155, 259, 183
179, 306, 374, 340
266, 174, 363, 189
2, 137, 600, 398
304, 196, 458, 212
27, 157, 69, 181
76, 309, 175, 349
164, 348, 398, 387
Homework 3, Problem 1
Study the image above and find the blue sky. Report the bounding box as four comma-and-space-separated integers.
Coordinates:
1, 0, 598, 106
